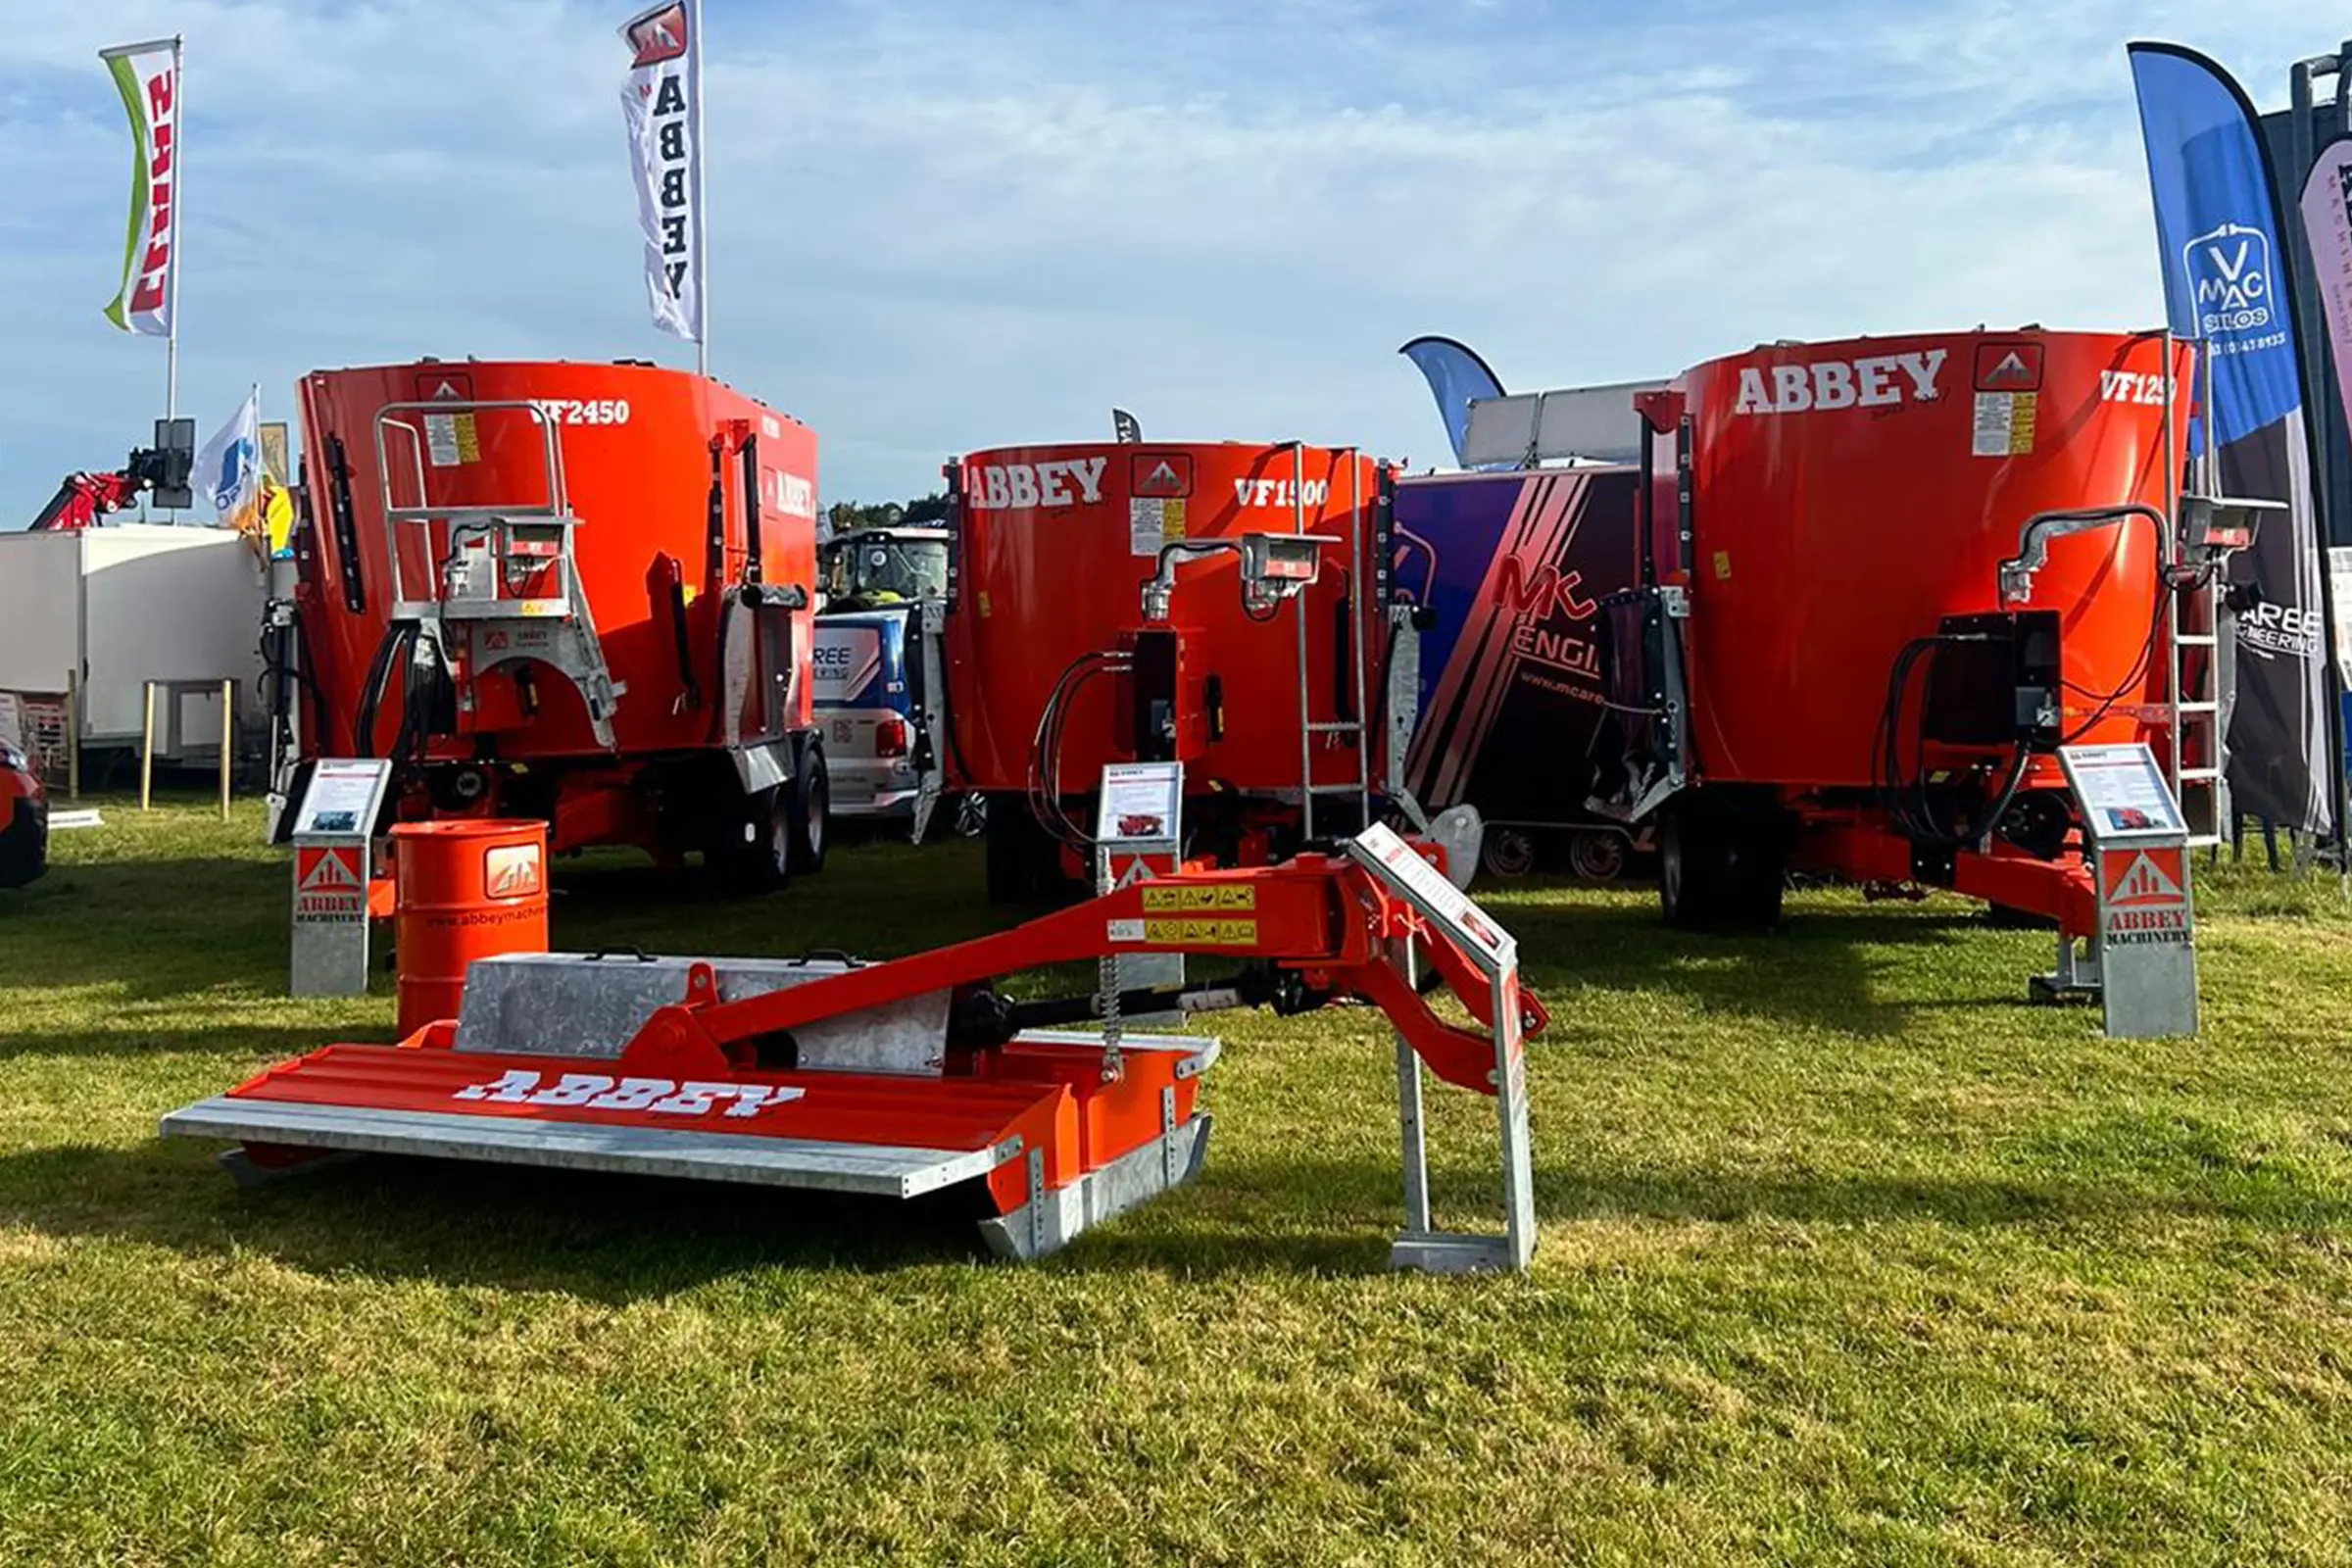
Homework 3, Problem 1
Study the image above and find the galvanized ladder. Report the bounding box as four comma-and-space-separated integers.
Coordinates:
1286, 442, 1377, 840
2163, 336, 2226, 849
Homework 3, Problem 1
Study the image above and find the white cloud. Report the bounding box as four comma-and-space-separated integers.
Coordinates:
0, 0, 2329, 519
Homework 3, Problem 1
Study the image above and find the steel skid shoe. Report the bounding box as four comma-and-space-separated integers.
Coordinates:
165, 825, 1545, 1266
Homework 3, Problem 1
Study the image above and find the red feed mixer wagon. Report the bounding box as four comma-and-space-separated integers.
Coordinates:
1594, 326, 2260, 943
942, 440, 1461, 900
275, 359, 831, 884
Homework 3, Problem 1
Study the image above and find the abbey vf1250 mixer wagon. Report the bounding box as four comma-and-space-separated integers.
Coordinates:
939, 441, 1455, 901
270, 360, 830, 884
1593, 328, 2263, 970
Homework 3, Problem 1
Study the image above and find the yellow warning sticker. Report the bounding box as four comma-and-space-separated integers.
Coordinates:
1142, 917, 1258, 947
1140, 884, 1255, 912
424, 412, 480, 467
1971, 391, 2037, 458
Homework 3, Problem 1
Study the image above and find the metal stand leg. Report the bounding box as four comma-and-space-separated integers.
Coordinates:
1394, 940, 1432, 1236
2029, 931, 2100, 1005
1389, 945, 1535, 1274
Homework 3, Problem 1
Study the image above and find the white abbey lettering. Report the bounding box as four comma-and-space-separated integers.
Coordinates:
964, 458, 1108, 511
1734, 349, 1947, 416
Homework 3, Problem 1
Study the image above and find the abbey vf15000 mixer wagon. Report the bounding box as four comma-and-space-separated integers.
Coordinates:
937, 440, 1462, 901
269, 359, 831, 885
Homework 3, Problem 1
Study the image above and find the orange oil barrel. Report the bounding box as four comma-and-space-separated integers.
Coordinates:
390, 818, 550, 1039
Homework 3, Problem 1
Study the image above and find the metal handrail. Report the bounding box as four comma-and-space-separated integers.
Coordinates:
369, 399, 573, 612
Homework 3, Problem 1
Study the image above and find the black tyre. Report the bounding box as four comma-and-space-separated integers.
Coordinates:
985, 794, 1060, 905
1659, 806, 1719, 929
787, 739, 829, 875
1482, 827, 1539, 879
1660, 800, 1785, 932
0, 796, 47, 890
722, 783, 794, 891
1567, 829, 1629, 883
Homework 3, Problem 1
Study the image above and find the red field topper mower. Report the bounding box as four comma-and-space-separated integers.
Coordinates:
165, 822, 1544, 1269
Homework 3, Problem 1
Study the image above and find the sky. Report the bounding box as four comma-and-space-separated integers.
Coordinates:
0, 0, 2331, 526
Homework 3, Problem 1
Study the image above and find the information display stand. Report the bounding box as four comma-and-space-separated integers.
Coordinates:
2033, 743, 2198, 1038
289, 759, 393, 998
1093, 762, 1186, 1066
1347, 822, 1535, 1272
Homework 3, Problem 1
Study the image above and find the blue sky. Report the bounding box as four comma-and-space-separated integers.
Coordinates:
0, 0, 2327, 525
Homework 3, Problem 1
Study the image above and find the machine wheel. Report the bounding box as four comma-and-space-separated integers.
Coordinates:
722, 783, 795, 892
0, 796, 47, 890
1659, 808, 1717, 929
1660, 801, 1785, 932
985, 794, 1063, 905
1567, 829, 1629, 883
952, 793, 990, 839
1481, 827, 1539, 879
787, 739, 829, 875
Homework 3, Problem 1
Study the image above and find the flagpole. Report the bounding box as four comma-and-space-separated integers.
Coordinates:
166, 33, 183, 424
692, 0, 708, 380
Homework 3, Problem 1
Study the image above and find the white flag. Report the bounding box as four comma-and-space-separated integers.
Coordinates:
2302, 139, 2352, 463
99, 38, 180, 337
619, 2, 704, 344
193, 388, 259, 530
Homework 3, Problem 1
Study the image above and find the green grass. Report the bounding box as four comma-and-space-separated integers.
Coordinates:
5, 798, 2352, 1565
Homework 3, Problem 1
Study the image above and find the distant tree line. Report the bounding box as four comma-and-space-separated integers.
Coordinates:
825, 492, 949, 533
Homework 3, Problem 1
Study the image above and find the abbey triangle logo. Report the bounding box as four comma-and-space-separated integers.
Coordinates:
2105, 849, 2184, 906
1973, 340, 2044, 391
298, 846, 364, 893
1130, 451, 1193, 498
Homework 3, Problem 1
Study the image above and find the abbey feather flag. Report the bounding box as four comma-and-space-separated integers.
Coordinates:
2130, 42, 2335, 838
100, 38, 179, 336
619, 1, 704, 343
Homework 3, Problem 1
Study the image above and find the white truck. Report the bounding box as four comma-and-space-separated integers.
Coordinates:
0, 524, 268, 770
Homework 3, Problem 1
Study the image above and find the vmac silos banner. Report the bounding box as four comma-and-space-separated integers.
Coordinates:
99, 38, 178, 336
2130, 42, 2335, 837
619, 1, 704, 343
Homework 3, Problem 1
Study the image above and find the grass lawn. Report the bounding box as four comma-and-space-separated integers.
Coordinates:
4, 797, 2351, 1565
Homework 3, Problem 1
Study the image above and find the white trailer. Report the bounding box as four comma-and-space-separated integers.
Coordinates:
0, 525, 267, 762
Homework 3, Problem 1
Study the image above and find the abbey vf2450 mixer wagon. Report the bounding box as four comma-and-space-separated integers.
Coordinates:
940, 441, 1459, 901
1593, 328, 2266, 1006
270, 360, 830, 884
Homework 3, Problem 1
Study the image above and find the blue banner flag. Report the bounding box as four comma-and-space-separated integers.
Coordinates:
2130, 41, 2338, 837
1398, 336, 1505, 467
